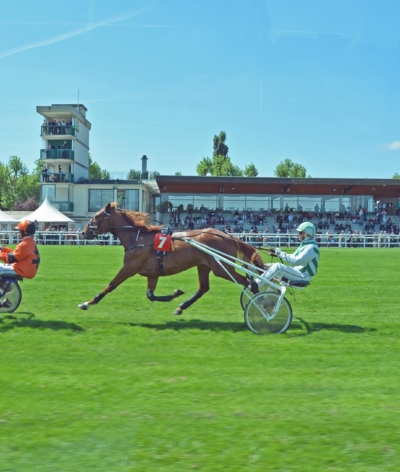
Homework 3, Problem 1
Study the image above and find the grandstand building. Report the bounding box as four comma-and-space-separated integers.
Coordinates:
37, 103, 400, 228
155, 175, 400, 219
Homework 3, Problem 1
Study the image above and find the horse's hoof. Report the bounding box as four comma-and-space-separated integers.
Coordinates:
78, 303, 90, 310
174, 289, 184, 298
173, 307, 183, 316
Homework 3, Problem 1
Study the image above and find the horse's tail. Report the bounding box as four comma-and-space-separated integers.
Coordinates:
233, 238, 264, 269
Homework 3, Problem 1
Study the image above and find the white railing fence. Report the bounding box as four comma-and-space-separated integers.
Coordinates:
0, 231, 399, 249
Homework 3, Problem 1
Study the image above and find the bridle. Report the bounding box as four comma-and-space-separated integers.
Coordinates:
86, 207, 143, 251
87, 208, 113, 237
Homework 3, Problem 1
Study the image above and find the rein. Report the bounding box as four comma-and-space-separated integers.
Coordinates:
88, 209, 158, 252
124, 229, 141, 252
88, 207, 250, 253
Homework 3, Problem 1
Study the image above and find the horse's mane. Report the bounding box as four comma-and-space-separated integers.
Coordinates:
110, 203, 163, 232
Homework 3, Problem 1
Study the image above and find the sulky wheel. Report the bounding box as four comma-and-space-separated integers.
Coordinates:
0, 280, 22, 314
244, 291, 292, 335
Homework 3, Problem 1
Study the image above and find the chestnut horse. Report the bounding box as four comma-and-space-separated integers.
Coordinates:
78, 202, 263, 315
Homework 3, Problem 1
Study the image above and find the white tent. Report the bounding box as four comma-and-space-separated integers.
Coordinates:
0, 209, 17, 223
0, 209, 17, 232
22, 197, 74, 224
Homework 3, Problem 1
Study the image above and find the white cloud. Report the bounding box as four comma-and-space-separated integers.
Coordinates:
387, 141, 400, 150
0, 7, 150, 60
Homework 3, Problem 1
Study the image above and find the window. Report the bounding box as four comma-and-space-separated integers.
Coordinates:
41, 185, 56, 202
89, 189, 113, 212
125, 190, 139, 210
193, 195, 218, 210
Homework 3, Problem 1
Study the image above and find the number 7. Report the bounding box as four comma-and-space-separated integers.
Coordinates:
157, 236, 167, 249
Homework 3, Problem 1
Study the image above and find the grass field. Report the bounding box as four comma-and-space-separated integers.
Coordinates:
1, 246, 400, 471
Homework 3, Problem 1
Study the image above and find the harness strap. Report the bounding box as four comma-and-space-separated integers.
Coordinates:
125, 243, 153, 252
124, 228, 141, 252
158, 255, 165, 276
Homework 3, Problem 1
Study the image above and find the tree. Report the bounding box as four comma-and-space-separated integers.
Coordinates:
175, 171, 182, 176
273, 159, 307, 178
89, 160, 103, 180
213, 131, 229, 158
212, 155, 233, 176
229, 164, 243, 176
8, 156, 29, 194
196, 157, 213, 176
196, 131, 258, 177
89, 154, 110, 180
393, 173, 400, 179
0, 163, 12, 210
15, 158, 41, 205
150, 170, 160, 179
0, 156, 40, 210
244, 163, 258, 177
13, 197, 39, 211
127, 169, 141, 179
16, 173, 41, 204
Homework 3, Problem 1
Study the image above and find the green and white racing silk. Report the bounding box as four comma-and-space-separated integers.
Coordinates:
275, 239, 320, 278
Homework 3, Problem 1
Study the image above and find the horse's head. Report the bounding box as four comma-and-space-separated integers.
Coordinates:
82, 203, 160, 240
82, 203, 115, 240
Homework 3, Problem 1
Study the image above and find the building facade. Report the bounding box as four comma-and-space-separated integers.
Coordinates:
37, 104, 159, 227
155, 176, 400, 217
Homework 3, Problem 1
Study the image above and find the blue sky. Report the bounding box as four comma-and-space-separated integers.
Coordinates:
0, 0, 399, 178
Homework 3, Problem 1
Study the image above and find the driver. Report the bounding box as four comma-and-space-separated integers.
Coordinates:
259, 221, 319, 284
0, 220, 40, 279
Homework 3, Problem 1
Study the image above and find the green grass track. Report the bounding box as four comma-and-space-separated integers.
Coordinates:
1, 246, 400, 471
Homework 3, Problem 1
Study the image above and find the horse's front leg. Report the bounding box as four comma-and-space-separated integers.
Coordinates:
173, 265, 211, 315
78, 266, 133, 310
146, 277, 184, 302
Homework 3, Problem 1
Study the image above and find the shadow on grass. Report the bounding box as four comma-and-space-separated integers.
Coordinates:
122, 317, 376, 336
292, 317, 376, 335
123, 318, 247, 333
0, 312, 84, 333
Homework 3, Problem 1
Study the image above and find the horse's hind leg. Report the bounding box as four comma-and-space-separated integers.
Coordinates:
146, 277, 184, 302
173, 265, 211, 316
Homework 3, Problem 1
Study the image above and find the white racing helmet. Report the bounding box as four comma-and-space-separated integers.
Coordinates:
296, 221, 316, 238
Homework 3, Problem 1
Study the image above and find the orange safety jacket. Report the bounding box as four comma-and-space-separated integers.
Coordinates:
0, 237, 40, 279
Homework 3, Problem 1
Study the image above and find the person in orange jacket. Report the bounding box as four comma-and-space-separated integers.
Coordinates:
0, 220, 40, 279
0, 220, 40, 308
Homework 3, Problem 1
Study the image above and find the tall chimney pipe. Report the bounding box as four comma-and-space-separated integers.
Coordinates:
141, 155, 148, 179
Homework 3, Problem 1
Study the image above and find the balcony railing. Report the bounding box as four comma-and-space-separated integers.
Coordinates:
40, 149, 56, 159
41, 172, 74, 183
41, 125, 76, 137
73, 171, 159, 182
57, 149, 74, 160
40, 149, 74, 160
51, 201, 74, 212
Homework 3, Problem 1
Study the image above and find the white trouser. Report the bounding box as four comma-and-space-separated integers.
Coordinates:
0, 264, 18, 277
260, 263, 311, 283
